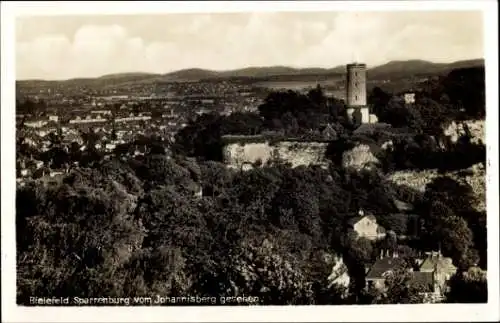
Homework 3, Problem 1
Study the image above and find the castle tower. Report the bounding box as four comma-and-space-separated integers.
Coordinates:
345, 63, 370, 125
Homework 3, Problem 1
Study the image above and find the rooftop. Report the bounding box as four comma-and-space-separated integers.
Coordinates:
419, 253, 456, 272
347, 213, 377, 226
366, 257, 406, 279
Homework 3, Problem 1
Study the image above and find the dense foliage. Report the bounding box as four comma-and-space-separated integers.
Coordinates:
17, 66, 487, 305
17, 150, 487, 304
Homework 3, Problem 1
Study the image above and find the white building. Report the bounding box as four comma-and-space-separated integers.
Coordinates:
348, 211, 387, 241
48, 115, 59, 122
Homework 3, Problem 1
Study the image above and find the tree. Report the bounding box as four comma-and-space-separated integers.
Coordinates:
174, 112, 265, 161
343, 235, 373, 296
368, 87, 392, 118
174, 112, 224, 161
199, 161, 233, 198
376, 269, 426, 304
219, 112, 264, 136
258, 89, 338, 134
307, 84, 327, 108
422, 176, 486, 268
420, 200, 476, 270
17, 169, 147, 303
133, 154, 190, 186
442, 67, 485, 119
413, 96, 453, 137
425, 176, 476, 214
379, 100, 424, 131
446, 268, 487, 303
271, 175, 321, 238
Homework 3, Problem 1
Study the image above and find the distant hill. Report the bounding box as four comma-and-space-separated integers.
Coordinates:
367, 59, 484, 80
217, 65, 346, 78
98, 72, 160, 80
16, 58, 484, 88
160, 68, 219, 81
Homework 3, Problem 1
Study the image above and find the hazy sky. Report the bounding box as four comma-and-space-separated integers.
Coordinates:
16, 11, 484, 80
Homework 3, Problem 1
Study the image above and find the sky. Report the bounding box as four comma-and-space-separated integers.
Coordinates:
16, 11, 484, 80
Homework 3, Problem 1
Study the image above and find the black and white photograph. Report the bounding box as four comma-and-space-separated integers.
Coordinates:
1, 1, 499, 322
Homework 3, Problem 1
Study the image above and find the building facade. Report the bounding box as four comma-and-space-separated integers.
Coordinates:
348, 213, 387, 241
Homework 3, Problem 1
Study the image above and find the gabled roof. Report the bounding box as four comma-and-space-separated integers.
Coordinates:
347, 214, 377, 226
419, 254, 456, 273
366, 257, 406, 279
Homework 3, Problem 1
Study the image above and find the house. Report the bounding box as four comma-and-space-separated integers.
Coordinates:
365, 254, 406, 290
49, 171, 64, 178
365, 251, 433, 291
25, 120, 48, 128
48, 115, 59, 123
320, 123, 338, 140
404, 92, 416, 104
409, 271, 438, 302
410, 261, 454, 303
418, 251, 457, 285
365, 250, 456, 303
348, 211, 387, 241
419, 251, 451, 269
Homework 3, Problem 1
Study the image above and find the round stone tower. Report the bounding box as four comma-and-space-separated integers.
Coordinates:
346, 63, 367, 107
345, 63, 369, 125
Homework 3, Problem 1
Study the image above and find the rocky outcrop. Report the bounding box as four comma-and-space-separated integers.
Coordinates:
387, 163, 485, 212
443, 120, 485, 144
342, 144, 380, 171
387, 169, 439, 193
460, 163, 486, 212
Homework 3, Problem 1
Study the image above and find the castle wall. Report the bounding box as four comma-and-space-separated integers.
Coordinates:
223, 141, 330, 169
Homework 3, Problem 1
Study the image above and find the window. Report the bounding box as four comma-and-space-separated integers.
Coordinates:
355, 95, 358, 100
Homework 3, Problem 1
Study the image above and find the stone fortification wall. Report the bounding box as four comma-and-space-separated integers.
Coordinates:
223, 138, 381, 172
223, 141, 330, 169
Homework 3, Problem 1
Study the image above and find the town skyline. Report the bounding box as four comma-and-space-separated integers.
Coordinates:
17, 11, 483, 80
